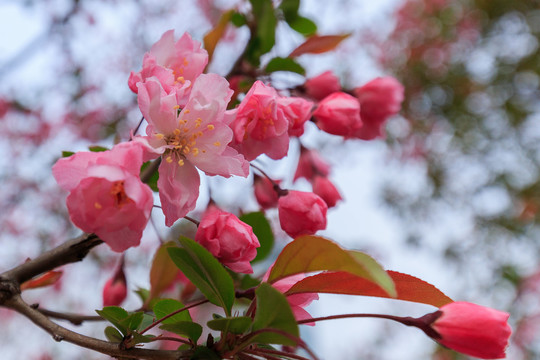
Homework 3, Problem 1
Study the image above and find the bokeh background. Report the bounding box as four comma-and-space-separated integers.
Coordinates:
1, 0, 539, 359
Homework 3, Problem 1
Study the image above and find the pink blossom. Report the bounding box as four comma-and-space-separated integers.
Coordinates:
102, 259, 127, 306
294, 147, 331, 182
278, 190, 327, 238
52, 142, 154, 252
312, 92, 362, 137
253, 174, 280, 210
304, 71, 341, 101
352, 76, 404, 140
428, 302, 512, 359
128, 30, 208, 106
312, 176, 342, 208
134, 74, 249, 226
195, 206, 260, 273
230, 81, 291, 161
278, 96, 314, 137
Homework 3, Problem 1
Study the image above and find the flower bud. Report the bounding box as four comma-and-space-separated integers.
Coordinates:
195, 206, 260, 274
424, 302, 511, 359
294, 147, 331, 182
312, 92, 362, 137
305, 71, 341, 101
278, 191, 327, 238
102, 260, 127, 306
253, 175, 280, 210
312, 176, 342, 208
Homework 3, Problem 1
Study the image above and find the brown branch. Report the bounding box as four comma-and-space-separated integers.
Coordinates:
5, 294, 192, 360
33, 305, 104, 326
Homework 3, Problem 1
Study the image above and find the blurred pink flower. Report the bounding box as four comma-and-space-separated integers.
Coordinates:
304, 70, 341, 101
279, 96, 313, 137
352, 76, 404, 140
294, 147, 331, 182
230, 81, 291, 161
278, 190, 327, 238
134, 74, 248, 226
102, 258, 127, 306
195, 205, 260, 273
52, 142, 153, 252
253, 174, 280, 210
128, 30, 208, 107
312, 176, 342, 208
312, 92, 362, 137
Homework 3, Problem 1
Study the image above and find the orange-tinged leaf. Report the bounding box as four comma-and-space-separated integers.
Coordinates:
203, 10, 234, 63
289, 34, 351, 58
148, 242, 179, 304
20, 270, 63, 290
268, 236, 395, 296
285, 271, 454, 308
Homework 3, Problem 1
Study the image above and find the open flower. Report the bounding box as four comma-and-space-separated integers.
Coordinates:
128, 30, 208, 106
195, 205, 260, 273
134, 73, 249, 226
424, 302, 512, 359
52, 142, 153, 252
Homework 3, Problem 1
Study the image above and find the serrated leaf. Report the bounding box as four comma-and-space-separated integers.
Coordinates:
168, 237, 235, 315
148, 242, 179, 303
251, 283, 299, 346
140, 161, 159, 192
153, 298, 192, 324
286, 271, 453, 307
61, 151, 74, 158
104, 326, 124, 343
204, 10, 234, 62
268, 236, 395, 297
239, 212, 274, 263
289, 34, 351, 57
207, 316, 252, 334
287, 16, 317, 36
96, 307, 129, 335
265, 57, 305, 75
119, 311, 144, 332
160, 321, 203, 342
88, 145, 108, 152
349, 251, 396, 297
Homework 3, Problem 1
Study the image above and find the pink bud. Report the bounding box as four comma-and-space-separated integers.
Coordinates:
428, 302, 512, 359
352, 76, 404, 140
278, 191, 327, 238
294, 147, 331, 182
312, 92, 362, 137
253, 175, 280, 210
195, 206, 260, 274
305, 71, 342, 101
312, 176, 342, 208
102, 261, 127, 306
278, 96, 314, 137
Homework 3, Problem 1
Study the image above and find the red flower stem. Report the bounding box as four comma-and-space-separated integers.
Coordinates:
245, 347, 312, 360
250, 163, 288, 197
183, 215, 200, 226
139, 298, 209, 335
132, 116, 145, 136
147, 335, 190, 345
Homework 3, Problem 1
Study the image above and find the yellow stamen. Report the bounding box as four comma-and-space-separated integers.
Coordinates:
155, 133, 164, 139
178, 159, 184, 166
183, 58, 189, 66
173, 105, 180, 110
94, 202, 102, 209
174, 128, 181, 135
207, 124, 215, 130
176, 76, 185, 84
166, 156, 173, 163
192, 148, 199, 156
184, 109, 190, 114
214, 141, 221, 147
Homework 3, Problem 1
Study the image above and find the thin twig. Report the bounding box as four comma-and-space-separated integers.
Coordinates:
245, 348, 311, 360
33, 305, 103, 326
139, 298, 209, 335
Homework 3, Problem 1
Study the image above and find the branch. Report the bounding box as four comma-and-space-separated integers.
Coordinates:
5, 294, 192, 360
33, 305, 104, 326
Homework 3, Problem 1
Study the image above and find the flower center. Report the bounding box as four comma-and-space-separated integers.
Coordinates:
110, 181, 132, 208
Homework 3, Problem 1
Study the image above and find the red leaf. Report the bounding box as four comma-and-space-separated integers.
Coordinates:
20, 270, 63, 291
289, 34, 351, 58
285, 271, 453, 308
148, 242, 179, 304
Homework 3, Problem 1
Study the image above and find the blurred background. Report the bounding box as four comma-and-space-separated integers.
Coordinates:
1, 0, 539, 359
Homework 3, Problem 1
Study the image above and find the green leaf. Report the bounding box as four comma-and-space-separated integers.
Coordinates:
251, 283, 299, 346
231, 12, 247, 27
96, 306, 129, 335
149, 242, 179, 302
130, 332, 155, 345
168, 237, 235, 315
268, 235, 396, 297
287, 16, 317, 36
265, 57, 305, 75
207, 316, 252, 334
240, 274, 261, 290
239, 212, 274, 263
349, 251, 396, 297
278, 0, 300, 20
245, 0, 277, 65
140, 161, 159, 192
61, 151, 74, 158
153, 298, 192, 324
119, 311, 144, 332
88, 145, 108, 152
104, 326, 123, 343
191, 346, 221, 360
160, 321, 203, 342
285, 271, 453, 308
139, 313, 155, 332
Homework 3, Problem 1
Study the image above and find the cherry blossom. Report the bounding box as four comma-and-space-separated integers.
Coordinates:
312, 92, 362, 137
278, 190, 328, 238
304, 70, 341, 101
